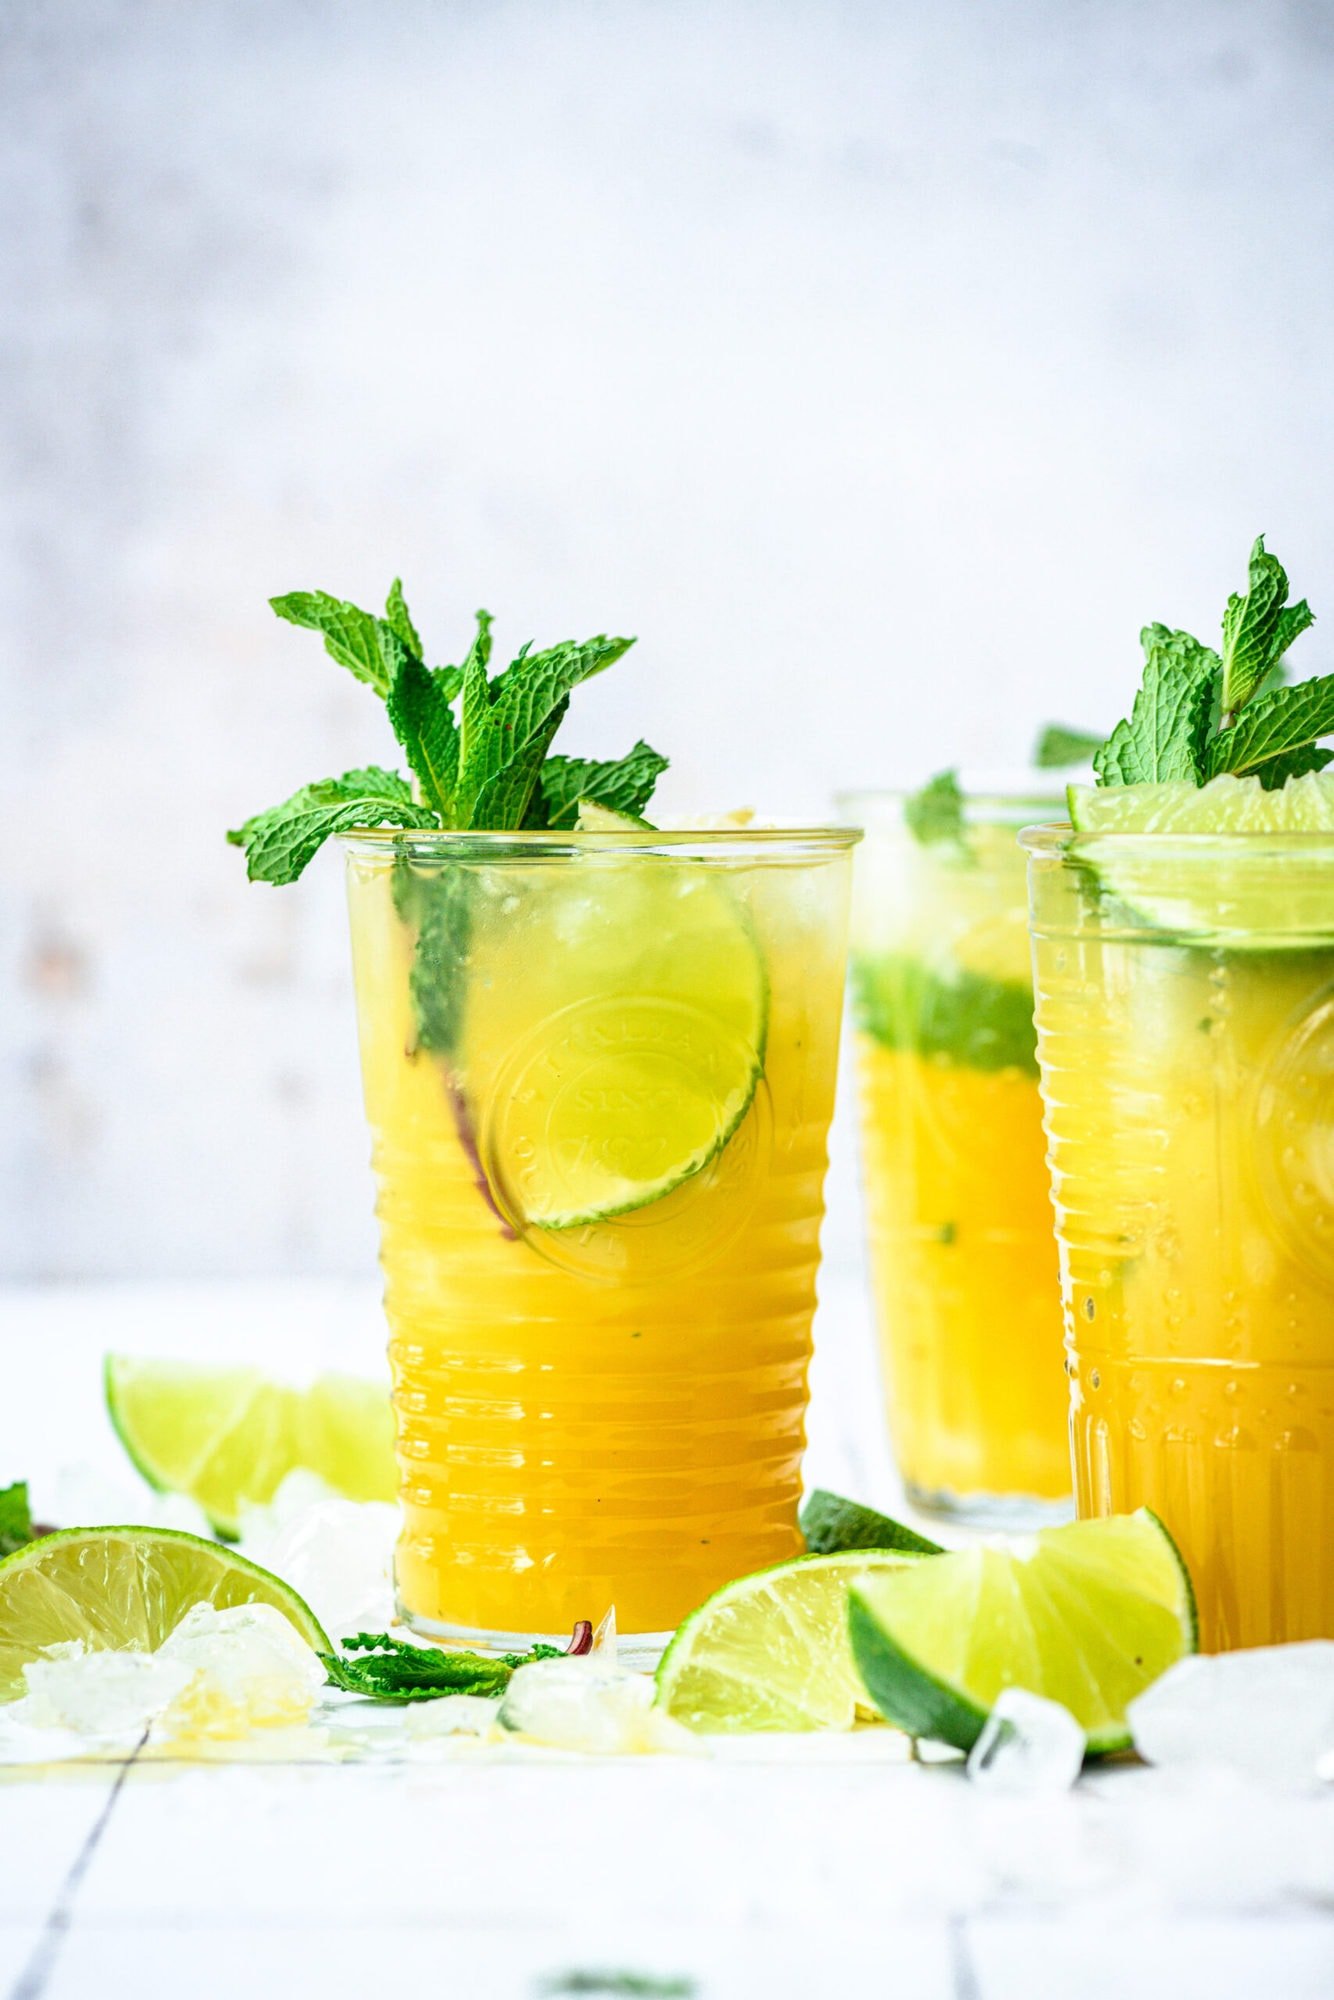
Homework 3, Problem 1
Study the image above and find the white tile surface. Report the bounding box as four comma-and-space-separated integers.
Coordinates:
970, 1918, 1334, 2000
0, 1772, 121, 1922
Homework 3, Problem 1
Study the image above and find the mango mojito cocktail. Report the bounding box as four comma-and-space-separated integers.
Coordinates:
231, 580, 855, 1655
844, 786, 1070, 1520
1024, 537, 1334, 1650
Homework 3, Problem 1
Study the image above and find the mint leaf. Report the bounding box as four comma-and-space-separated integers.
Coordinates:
472, 707, 568, 829
270, 592, 391, 697
1093, 640, 1217, 786
852, 953, 1038, 1075
383, 634, 460, 823
384, 578, 422, 658
0, 1480, 34, 1558
1034, 725, 1104, 770
321, 1630, 565, 1703
456, 634, 635, 827
229, 768, 436, 884
904, 769, 966, 847
1257, 744, 1334, 789
537, 741, 669, 829
1220, 536, 1294, 714
1206, 673, 1334, 782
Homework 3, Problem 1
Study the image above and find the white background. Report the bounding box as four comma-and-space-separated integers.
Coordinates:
6, 0, 1334, 1281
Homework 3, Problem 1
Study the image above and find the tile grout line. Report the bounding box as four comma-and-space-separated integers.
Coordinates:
947, 1915, 982, 2000
8, 1738, 146, 2000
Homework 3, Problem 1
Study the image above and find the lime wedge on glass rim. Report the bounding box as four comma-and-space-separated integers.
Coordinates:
455, 820, 769, 1231
0, 1526, 330, 1700
105, 1356, 397, 1539
655, 1549, 926, 1732
1064, 771, 1334, 944
848, 1510, 1197, 1756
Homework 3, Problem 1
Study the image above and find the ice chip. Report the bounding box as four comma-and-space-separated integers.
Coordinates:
19, 1645, 194, 1741
404, 1694, 501, 1740
498, 1656, 693, 1755
590, 1605, 618, 1664
1128, 1642, 1334, 1791
966, 1688, 1085, 1795
238, 1473, 397, 1639
155, 1602, 326, 1741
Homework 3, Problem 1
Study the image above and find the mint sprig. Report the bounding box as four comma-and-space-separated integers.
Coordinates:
0, 1480, 34, 1559
229, 586, 666, 882
1033, 725, 1104, 769
321, 1629, 564, 1703
1093, 538, 1328, 791
904, 769, 967, 848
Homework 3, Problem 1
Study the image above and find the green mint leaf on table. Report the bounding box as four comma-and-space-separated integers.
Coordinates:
321, 1630, 567, 1703
228, 769, 437, 885
383, 577, 422, 659
269, 591, 393, 697
1092, 637, 1217, 785
0, 1480, 34, 1558
383, 632, 461, 823
904, 769, 966, 847
536, 740, 670, 829
1206, 674, 1334, 783
1220, 536, 1309, 714
1033, 725, 1105, 769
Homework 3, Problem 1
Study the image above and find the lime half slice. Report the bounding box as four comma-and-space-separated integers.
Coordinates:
105, 1357, 397, 1539
656, 1549, 925, 1733
459, 850, 768, 1229
1066, 771, 1334, 943
849, 1510, 1196, 1756
0, 1527, 330, 1700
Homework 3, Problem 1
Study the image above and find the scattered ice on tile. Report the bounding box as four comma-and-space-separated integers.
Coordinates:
590, 1606, 617, 1663
237, 1471, 397, 1640
1128, 1642, 1334, 1791
154, 1601, 327, 1741
16, 1644, 194, 1742
966, 1688, 1085, 1795
40, 1463, 212, 1539
404, 1693, 502, 1740
498, 1656, 695, 1755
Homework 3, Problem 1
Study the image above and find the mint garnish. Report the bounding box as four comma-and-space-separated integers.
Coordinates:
1094, 538, 1330, 790
321, 1629, 566, 1703
230, 585, 665, 883
904, 769, 966, 847
0, 1480, 35, 1559
852, 954, 1038, 1075
1034, 725, 1104, 769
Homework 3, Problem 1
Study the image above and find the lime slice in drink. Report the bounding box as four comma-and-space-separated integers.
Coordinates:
458, 841, 768, 1231
105, 1357, 397, 1539
1065, 771, 1334, 943
849, 1509, 1196, 1756
655, 1549, 926, 1732
799, 1488, 943, 1557
574, 801, 653, 831
0, 1526, 330, 1699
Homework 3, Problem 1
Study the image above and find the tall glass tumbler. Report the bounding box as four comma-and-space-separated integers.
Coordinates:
1025, 825, 1334, 1649
342, 825, 858, 1665
842, 792, 1071, 1524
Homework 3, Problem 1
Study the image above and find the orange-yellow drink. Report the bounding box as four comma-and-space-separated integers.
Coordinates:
1025, 823, 1334, 1648
844, 793, 1070, 1521
343, 825, 857, 1660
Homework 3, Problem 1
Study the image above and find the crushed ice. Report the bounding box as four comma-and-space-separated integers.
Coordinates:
498, 1655, 695, 1755
1128, 1642, 1334, 1791
237, 1470, 398, 1639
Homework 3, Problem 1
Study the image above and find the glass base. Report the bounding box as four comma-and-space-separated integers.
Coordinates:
398, 1603, 674, 1673
903, 1481, 1074, 1533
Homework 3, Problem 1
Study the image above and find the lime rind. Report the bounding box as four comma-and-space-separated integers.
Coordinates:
0, 1525, 331, 1699
799, 1488, 944, 1558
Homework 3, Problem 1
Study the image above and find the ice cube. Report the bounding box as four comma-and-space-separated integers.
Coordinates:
1128, 1643, 1334, 1791
237, 1474, 397, 1640
18, 1644, 194, 1741
498, 1657, 694, 1755
404, 1694, 502, 1740
154, 1601, 326, 1741
966, 1688, 1086, 1795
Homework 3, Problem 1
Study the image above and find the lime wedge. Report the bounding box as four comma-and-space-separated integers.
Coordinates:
0, 1527, 330, 1700
458, 851, 768, 1230
800, 1488, 943, 1557
1065, 772, 1334, 943
105, 1357, 397, 1539
849, 1510, 1196, 1755
655, 1549, 925, 1732
574, 801, 653, 831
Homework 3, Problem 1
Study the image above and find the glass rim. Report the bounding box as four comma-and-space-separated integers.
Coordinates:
339, 823, 862, 862
839, 786, 1065, 824
1020, 820, 1334, 857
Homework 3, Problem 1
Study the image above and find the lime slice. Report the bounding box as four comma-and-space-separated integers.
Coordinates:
1065, 771, 1334, 943
0, 1527, 330, 1700
655, 1549, 925, 1732
574, 801, 653, 831
458, 849, 768, 1230
105, 1357, 397, 1539
799, 1488, 943, 1557
849, 1509, 1196, 1756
